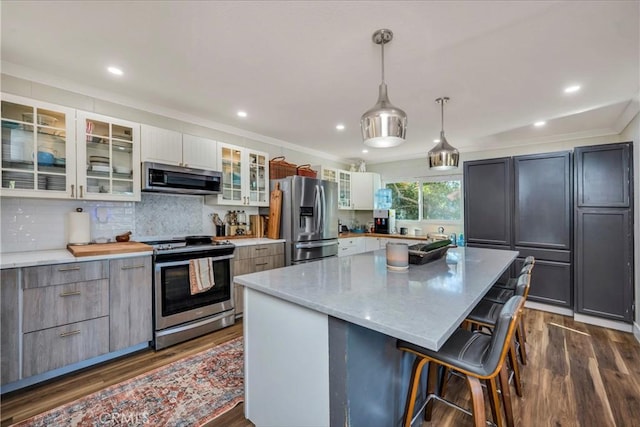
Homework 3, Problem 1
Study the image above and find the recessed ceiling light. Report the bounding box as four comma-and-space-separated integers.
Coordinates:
362, 149, 369, 153
336, 124, 345, 131
534, 121, 546, 127
237, 111, 248, 118
107, 66, 123, 76
433, 139, 440, 143
564, 85, 581, 94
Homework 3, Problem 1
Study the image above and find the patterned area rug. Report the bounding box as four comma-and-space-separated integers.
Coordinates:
13, 337, 244, 427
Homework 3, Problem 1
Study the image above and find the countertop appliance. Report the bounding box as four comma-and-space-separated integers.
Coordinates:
142, 162, 222, 195
273, 175, 339, 265
145, 235, 235, 350
374, 209, 396, 234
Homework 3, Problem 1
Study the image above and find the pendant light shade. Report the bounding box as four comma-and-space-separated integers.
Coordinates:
428, 97, 459, 170
361, 29, 407, 148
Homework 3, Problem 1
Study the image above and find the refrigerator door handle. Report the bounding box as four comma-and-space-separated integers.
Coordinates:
319, 184, 326, 235
314, 184, 322, 234
295, 240, 339, 249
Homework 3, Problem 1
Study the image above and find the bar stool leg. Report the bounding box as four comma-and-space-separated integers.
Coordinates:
498, 364, 515, 427
424, 362, 439, 421
403, 356, 429, 427
486, 378, 504, 427
508, 341, 523, 397
467, 375, 486, 427
516, 319, 528, 365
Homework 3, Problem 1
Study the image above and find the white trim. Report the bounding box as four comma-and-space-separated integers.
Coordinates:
573, 313, 633, 333
1, 61, 344, 163
633, 322, 640, 344
525, 301, 573, 317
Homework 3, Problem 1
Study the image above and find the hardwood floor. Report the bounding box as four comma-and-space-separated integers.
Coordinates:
2, 310, 639, 426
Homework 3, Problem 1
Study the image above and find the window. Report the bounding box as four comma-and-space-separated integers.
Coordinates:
386, 181, 419, 220
385, 176, 462, 222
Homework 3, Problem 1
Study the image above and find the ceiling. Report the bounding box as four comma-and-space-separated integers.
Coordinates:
1, 1, 638, 164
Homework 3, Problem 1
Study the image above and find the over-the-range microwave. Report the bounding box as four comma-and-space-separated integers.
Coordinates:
142, 162, 222, 195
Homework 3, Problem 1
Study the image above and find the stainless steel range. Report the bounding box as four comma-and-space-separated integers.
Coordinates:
147, 235, 235, 350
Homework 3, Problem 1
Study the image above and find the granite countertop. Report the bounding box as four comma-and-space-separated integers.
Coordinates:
235, 246, 518, 351
0, 238, 286, 269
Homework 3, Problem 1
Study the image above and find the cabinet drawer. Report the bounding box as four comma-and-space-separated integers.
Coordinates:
250, 243, 284, 258
22, 316, 109, 377
23, 260, 108, 289
235, 246, 253, 260
23, 279, 109, 333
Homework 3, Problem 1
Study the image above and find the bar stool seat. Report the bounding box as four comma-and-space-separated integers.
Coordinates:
398, 296, 525, 427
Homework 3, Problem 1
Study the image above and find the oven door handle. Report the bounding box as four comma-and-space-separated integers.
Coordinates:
154, 253, 234, 268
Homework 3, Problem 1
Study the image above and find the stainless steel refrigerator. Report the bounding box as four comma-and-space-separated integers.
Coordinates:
273, 175, 339, 265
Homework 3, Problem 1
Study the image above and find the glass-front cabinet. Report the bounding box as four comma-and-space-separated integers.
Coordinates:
76, 112, 140, 201
218, 142, 269, 206
338, 170, 352, 209
1, 94, 76, 198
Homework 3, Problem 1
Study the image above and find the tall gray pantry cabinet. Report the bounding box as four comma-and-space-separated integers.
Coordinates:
574, 142, 634, 322
464, 151, 574, 308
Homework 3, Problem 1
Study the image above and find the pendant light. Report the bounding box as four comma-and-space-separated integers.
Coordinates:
428, 97, 459, 170
360, 29, 407, 148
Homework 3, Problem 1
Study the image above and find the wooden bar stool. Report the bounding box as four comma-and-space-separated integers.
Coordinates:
397, 296, 525, 427
484, 261, 534, 303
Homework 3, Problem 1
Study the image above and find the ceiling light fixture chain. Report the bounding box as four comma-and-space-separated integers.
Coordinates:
360, 28, 407, 148
428, 96, 459, 170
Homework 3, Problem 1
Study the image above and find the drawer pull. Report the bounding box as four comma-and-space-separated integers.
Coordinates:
58, 266, 81, 272
59, 330, 81, 338
121, 264, 145, 270
60, 291, 81, 297
255, 262, 269, 266
255, 248, 268, 251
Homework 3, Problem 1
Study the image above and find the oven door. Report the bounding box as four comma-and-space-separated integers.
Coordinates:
154, 253, 233, 330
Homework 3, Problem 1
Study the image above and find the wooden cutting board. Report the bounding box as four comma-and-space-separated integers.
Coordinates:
67, 242, 153, 257
267, 182, 282, 239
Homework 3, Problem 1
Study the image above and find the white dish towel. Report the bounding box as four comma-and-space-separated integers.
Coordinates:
189, 258, 215, 295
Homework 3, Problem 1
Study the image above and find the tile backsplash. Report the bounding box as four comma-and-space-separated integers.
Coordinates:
0, 194, 256, 253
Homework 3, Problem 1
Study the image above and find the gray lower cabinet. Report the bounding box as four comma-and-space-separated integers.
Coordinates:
1, 269, 20, 385
109, 256, 153, 351
22, 317, 110, 377
575, 208, 633, 321
233, 243, 285, 316
515, 249, 572, 307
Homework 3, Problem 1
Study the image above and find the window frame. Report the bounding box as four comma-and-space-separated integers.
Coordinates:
384, 174, 463, 224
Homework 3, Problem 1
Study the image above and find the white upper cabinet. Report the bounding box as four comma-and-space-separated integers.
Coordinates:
312, 165, 338, 183
140, 125, 218, 171
76, 112, 141, 201
351, 172, 381, 210
1, 94, 77, 199
140, 125, 182, 166
338, 170, 352, 210
182, 134, 217, 170
217, 142, 269, 207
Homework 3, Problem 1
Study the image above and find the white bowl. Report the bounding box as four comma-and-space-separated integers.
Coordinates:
114, 166, 132, 174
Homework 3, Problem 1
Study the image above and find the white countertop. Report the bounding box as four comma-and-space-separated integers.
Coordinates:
235, 246, 518, 351
0, 238, 285, 269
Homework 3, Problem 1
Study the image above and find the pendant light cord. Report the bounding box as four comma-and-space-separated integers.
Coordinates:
441, 99, 445, 133
380, 40, 385, 84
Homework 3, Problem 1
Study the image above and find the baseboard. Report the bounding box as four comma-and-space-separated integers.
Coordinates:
573, 313, 633, 333
634, 322, 640, 343
525, 301, 573, 317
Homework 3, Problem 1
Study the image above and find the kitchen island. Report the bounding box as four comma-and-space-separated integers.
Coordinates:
235, 246, 518, 426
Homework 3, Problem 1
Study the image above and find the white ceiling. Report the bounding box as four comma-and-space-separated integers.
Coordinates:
1, 1, 638, 164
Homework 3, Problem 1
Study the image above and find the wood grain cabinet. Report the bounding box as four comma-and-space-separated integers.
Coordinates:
21, 260, 110, 378
109, 256, 153, 351
1, 269, 20, 385
233, 243, 285, 317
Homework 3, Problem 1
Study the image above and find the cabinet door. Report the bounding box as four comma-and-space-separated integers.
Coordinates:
247, 149, 269, 206
364, 237, 381, 252
464, 158, 512, 245
575, 143, 631, 208
514, 152, 572, 250
575, 208, 633, 322
1, 93, 76, 199
338, 170, 352, 209
218, 142, 244, 205
516, 257, 572, 307
77, 112, 140, 201
182, 134, 217, 170
322, 167, 338, 182
140, 124, 182, 166
109, 256, 152, 351
351, 172, 380, 210
1, 269, 19, 385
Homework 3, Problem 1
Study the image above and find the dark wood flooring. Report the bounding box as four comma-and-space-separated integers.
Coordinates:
2, 310, 639, 426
